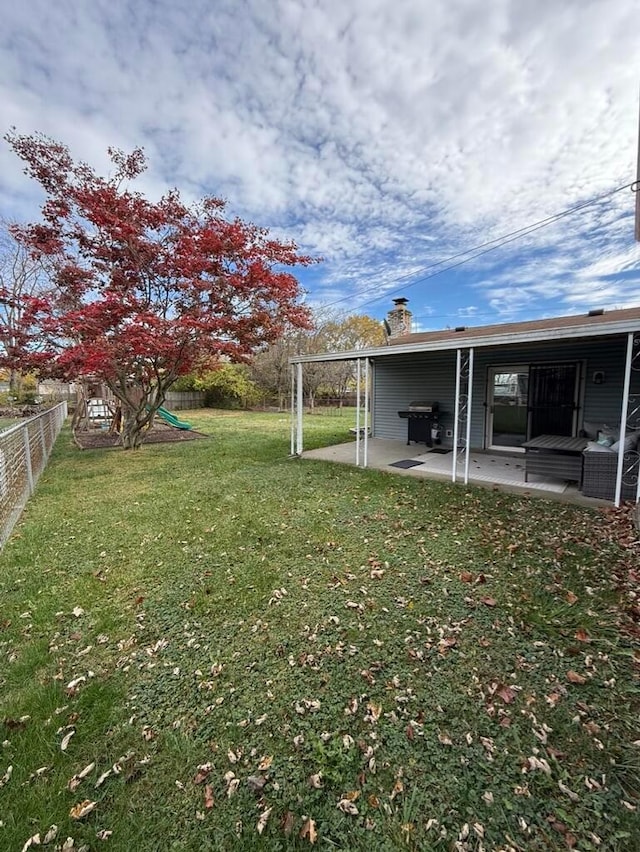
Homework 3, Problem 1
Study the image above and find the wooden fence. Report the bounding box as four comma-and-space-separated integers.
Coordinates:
0, 402, 67, 548
164, 391, 206, 410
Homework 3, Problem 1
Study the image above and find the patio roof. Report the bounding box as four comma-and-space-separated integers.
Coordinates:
289, 305, 640, 364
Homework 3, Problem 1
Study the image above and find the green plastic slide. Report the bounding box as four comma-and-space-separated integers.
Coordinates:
156, 406, 192, 430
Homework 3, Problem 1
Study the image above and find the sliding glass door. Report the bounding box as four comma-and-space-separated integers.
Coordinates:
486, 363, 579, 450
487, 367, 529, 449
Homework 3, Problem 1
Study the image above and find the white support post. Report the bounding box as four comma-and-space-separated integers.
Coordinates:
296, 362, 303, 456
452, 349, 462, 482
290, 365, 295, 456
355, 359, 361, 466
464, 348, 474, 485
363, 359, 369, 468
615, 333, 634, 506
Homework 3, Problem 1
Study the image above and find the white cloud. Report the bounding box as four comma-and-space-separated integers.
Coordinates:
1, 0, 638, 324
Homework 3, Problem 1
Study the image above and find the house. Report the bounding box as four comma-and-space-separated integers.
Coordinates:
289, 303, 640, 506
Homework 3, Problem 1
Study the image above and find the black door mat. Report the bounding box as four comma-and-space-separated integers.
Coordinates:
428, 448, 452, 454
389, 459, 424, 469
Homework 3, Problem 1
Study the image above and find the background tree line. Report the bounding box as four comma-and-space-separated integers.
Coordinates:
173, 311, 386, 410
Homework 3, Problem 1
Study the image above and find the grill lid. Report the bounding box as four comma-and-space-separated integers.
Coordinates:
407, 401, 438, 412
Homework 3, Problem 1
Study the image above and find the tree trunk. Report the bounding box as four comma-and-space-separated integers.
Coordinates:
108, 379, 168, 450
120, 415, 142, 449
9, 369, 21, 400
120, 400, 153, 449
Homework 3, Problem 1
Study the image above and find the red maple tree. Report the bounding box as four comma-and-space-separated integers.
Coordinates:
3, 131, 315, 448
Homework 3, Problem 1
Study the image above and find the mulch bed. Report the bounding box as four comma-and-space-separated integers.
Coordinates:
73, 423, 207, 450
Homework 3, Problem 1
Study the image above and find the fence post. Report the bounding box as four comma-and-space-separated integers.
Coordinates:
39, 418, 47, 464
23, 427, 34, 496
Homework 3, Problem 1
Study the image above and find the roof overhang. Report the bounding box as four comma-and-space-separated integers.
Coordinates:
289, 316, 640, 365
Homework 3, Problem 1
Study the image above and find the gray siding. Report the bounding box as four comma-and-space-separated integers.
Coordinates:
373, 336, 630, 448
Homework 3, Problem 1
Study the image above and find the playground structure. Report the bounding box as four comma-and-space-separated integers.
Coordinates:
72, 379, 192, 436
155, 406, 192, 430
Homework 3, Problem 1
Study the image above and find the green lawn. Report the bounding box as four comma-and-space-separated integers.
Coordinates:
0, 409, 638, 851
0, 416, 20, 431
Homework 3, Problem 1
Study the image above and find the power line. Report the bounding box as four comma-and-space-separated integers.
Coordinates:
320, 180, 635, 313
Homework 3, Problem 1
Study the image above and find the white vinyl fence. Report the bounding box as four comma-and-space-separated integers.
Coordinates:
0, 402, 68, 548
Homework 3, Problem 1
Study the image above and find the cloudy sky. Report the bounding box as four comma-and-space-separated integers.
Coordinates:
1, 0, 639, 331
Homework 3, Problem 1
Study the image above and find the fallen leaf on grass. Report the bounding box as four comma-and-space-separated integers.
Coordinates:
256, 806, 272, 835
566, 591, 578, 605
3, 716, 30, 731
204, 783, 214, 809
337, 798, 359, 815
65, 675, 86, 696
481, 597, 497, 607
566, 670, 587, 685
226, 775, 240, 798
258, 754, 273, 771
0, 765, 13, 787
364, 702, 382, 723
524, 755, 551, 775
67, 762, 95, 791
308, 773, 323, 789
558, 780, 579, 801
282, 811, 295, 836
42, 826, 58, 843
473, 823, 485, 839
574, 628, 590, 642
95, 768, 112, 788
390, 778, 404, 800
438, 636, 457, 654
20, 834, 40, 852
193, 762, 213, 784
60, 729, 75, 751
300, 817, 317, 843
70, 799, 97, 820
96, 830, 113, 840
496, 684, 516, 704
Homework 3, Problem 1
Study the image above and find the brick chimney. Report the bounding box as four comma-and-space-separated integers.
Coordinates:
386, 298, 412, 337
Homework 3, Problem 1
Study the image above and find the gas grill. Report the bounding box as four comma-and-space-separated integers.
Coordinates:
398, 401, 440, 446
